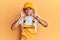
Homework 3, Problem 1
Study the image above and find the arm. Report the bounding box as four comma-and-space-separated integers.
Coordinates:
30, 8, 48, 27
11, 9, 25, 30
32, 15, 48, 27
11, 16, 21, 30
36, 16, 48, 27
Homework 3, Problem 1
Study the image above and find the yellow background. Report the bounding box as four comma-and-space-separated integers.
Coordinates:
0, 0, 60, 40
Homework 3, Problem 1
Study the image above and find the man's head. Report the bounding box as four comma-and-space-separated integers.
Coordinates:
23, 7, 35, 16
23, 2, 35, 16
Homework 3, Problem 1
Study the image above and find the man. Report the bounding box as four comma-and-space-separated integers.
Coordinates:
11, 2, 48, 40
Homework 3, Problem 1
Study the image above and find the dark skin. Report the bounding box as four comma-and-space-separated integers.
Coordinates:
11, 8, 48, 30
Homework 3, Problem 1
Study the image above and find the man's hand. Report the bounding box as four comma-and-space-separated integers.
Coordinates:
20, 9, 26, 18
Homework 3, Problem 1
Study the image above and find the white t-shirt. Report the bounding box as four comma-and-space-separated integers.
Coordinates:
19, 16, 41, 33
19, 16, 39, 25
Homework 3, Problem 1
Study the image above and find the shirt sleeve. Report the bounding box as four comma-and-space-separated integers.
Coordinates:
19, 18, 24, 26
34, 19, 38, 33
34, 15, 41, 33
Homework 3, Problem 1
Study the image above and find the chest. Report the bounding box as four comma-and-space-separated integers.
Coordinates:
24, 16, 34, 25
20, 16, 36, 25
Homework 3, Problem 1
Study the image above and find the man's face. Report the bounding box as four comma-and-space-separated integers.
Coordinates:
25, 8, 34, 16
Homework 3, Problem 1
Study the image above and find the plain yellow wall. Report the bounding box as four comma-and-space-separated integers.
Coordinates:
0, 0, 60, 40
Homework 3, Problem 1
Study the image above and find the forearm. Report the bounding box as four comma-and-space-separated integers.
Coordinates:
11, 17, 21, 30
12, 16, 20, 25
35, 16, 48, 27
11, 21, 20, 30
